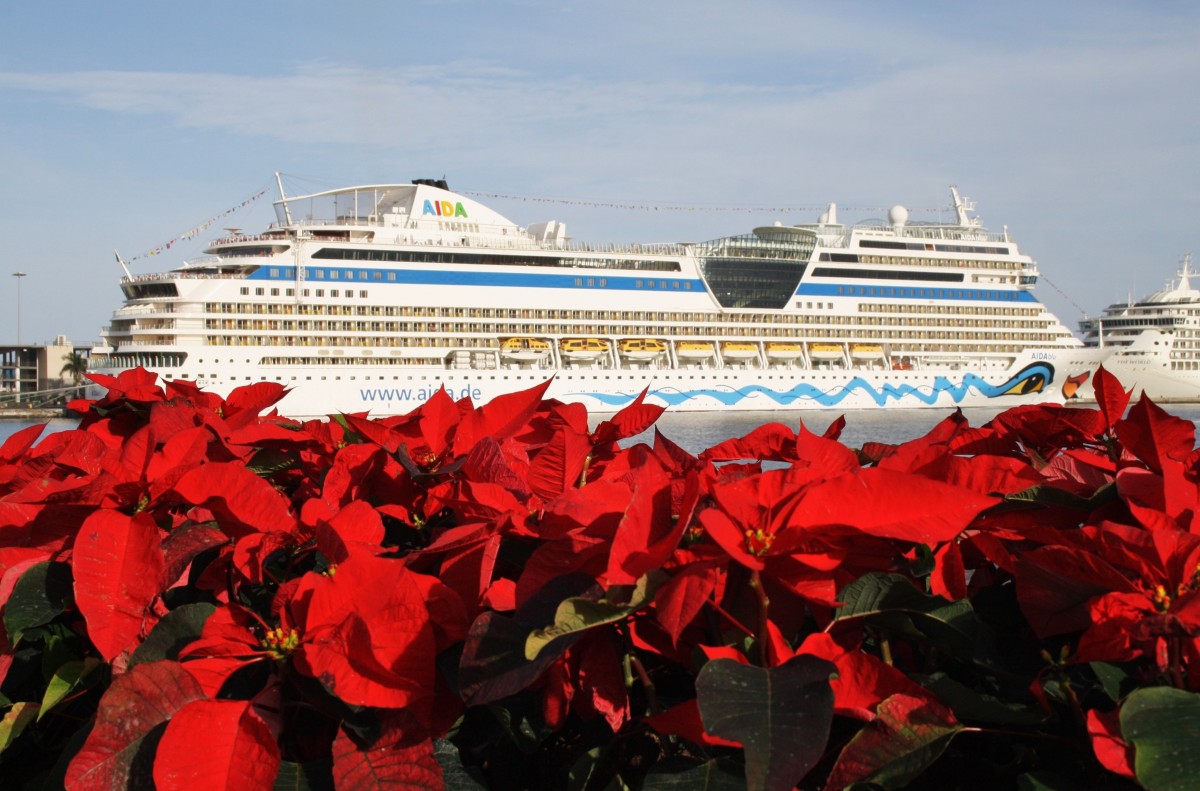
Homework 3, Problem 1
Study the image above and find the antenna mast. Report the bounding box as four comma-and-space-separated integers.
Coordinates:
275, 171, 293, 225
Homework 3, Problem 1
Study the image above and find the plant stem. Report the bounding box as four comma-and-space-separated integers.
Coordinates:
706, 598, 756, 639
629, 654, 660, 715
750, 569, 771, 666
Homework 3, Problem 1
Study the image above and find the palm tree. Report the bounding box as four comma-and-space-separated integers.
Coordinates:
60, 351, 89, 398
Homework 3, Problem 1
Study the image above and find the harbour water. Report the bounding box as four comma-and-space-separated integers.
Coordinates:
5, 404, 1200, 454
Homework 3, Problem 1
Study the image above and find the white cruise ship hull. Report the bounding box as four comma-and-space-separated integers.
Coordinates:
89, 347, 1107, 419
91, 179, 1109, 418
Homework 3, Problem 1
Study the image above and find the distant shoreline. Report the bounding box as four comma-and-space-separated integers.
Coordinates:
0, 409, 73, 419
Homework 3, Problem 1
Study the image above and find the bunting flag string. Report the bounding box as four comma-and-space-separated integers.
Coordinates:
463, 190, 946, 215
129, 188, 270, 262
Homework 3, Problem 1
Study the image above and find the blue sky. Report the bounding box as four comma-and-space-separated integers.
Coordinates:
2, 1, 1198, 346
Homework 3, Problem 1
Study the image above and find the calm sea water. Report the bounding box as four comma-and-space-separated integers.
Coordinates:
6, 404, 1200, 454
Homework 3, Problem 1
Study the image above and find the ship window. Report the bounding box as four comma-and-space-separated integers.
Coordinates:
331, 290, 339, 297
330, 271, 339, 279
360, 290, 367, 298
270, 268, 280, 277
345, 271, 354, 280
255, 288, 264, 296
240, 287, 249, 295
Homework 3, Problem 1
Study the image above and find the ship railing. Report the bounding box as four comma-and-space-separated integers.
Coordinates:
113, 304, 162, 316
896, 227, 1011, 243
121, 269, 246, 284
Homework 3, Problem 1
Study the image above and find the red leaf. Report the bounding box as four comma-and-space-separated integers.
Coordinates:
526, 424, 592, 501
644, 698, 740, 748
798, 633, 933, 721
607, 464, 688, 586
655, 560, 723, 646
171, 462, 297, 536
1117, 397, 1196, 475
153, 699, 280, 791
795, 469, 996, 545
222, 382, 289, 426
825, 693, 963, 790
161, 523, 228, 588
290, 556, 435, 708
73, 510, 165, 661
701, 422, 798, 463
1092, 364, 1131, 430
316, 500, 386, 563
1014, 544, 1138, 638
65, 661, 206, 790
451, 378, 553, 455
591, 387, 664, 445
930, 541, 968, 601
576, 632, 631, 732
1087, 708, 1135, 779
332, 731, 442, 789
0, 423, 45, 463
795, 424, 861, 475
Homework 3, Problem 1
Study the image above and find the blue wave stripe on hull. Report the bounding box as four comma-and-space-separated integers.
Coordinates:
570, 364, 1055, 408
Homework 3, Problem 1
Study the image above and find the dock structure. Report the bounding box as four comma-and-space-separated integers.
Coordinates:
0, 336, 91, 410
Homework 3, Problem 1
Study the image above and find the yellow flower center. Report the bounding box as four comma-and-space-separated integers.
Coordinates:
261, 626, 300, 659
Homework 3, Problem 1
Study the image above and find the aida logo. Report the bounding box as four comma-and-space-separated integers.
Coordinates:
422, 199, 468, 218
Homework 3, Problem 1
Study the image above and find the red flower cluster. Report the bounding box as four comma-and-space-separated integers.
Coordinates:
2, 366, 1199, 789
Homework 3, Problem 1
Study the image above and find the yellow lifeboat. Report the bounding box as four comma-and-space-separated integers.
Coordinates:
676, 341, 715, 360
765, 342, 805, 361
808, 343, 843, 361
618, 338, 667, 360
850, 344, 885, 361
560, 337, 610, 361
500, 336, 551, 361
720, 341, 759, 360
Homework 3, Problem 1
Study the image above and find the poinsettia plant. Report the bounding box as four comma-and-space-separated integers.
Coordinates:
2, 365, 1200, 789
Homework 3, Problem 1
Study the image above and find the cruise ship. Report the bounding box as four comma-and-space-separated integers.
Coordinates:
88, 177, 1108, 418
1079, 254, 1200, 401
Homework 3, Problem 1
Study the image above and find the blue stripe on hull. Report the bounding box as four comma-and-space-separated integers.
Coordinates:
571, 363, 1054, 408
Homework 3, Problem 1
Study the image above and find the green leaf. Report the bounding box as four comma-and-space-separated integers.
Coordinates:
566, 745, 604, 791
433, 739, 488, 791
696, 655, 837, 791
1015, 770, 1089, 790
835, 572, 997, 668
524, 573, 658, 660
920, 673, 1044, 726
130, 602, 216, 667
1003, 481, 1116, 511
825, 693, 963, 790
3, 561, 73, 646
1090, 661, 1132, 702
273, 758, 334, 790
247, 447, 298, 476
642, 759, 746, 790
0, 702, 40, 754
38, 658, 103, 721
1121, 686, 1200, 791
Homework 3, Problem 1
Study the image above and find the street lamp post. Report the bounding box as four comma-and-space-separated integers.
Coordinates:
12, 271, 26, 345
